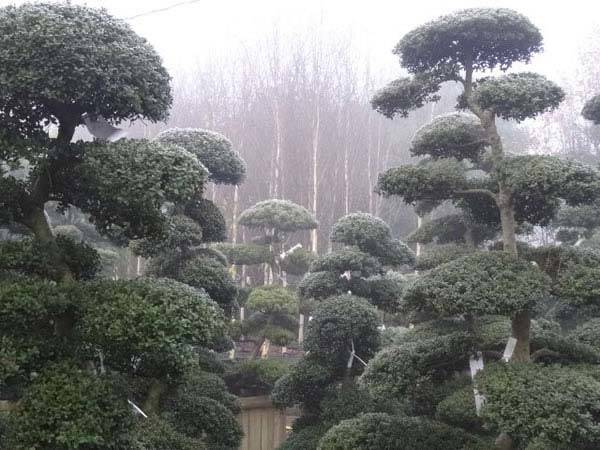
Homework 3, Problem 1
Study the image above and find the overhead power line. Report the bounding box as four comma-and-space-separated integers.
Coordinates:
124, 0, 202, 20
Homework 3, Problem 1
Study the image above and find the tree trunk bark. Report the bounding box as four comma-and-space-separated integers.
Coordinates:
143, 379, 166, 415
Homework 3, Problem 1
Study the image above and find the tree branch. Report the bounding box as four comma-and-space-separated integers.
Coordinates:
454, 188, 497, 200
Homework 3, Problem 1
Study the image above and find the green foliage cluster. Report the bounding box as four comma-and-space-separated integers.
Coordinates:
494, 155, 600, 225
377, 159, 468, 204
156, 128, 246, 185
330, 213, 415, 266
64, 140, 207, 240
304, 295, 381, 373
224, 359, 290, 397
212, 242, 272, 266
472, 73, 564, 122
0, 235, 100, 280
184, 198, 228, 243
131, 416, 205, 450
132, 215, 204, 258
77, 278, 228, 377
415, 243, 475, 270
583, 94, 600, 124
360, 332, 474, 413
243, 286, 298, 346
239, 199, 317, 232
435, 386, 483, 431
7, 362, 133, 450
318, 412, 484, 450
280, 248, 314, 275
404, 251, 550, 317
0, 2, 172, 136
478, 363, 600, 448
371, 74, 442, 118
411, 113, 488, 161
160, 367, 242, 449
407, 213, 497, 245
364, 272, 406, 313
178, 256, 238, 312
395, 8, 542, 74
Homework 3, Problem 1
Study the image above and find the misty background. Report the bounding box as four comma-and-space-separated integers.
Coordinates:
4, 0, 600, 253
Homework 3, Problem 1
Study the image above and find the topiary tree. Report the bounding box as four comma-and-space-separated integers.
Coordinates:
242, 286, 299, 357
299, 213, 413, 315
0, 3, 239, 448
273, 295, 382, 448
237, 199, 318, 285
372, 7, 600, 362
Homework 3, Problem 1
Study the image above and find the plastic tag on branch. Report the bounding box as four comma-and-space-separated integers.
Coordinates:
502, 337, 517, 362
128, 399, 147, 418
469, 352, 486, 416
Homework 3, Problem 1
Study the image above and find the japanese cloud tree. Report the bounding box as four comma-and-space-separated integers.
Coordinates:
236, 199, 317, 284
299, 213, 414, 314
372, 8, 600, 361
0, 3, 239, 448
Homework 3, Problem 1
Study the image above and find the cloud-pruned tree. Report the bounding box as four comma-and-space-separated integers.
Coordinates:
372, 7, 600, 362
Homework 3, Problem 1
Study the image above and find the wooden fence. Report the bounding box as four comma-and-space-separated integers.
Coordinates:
237, 396, 287, 450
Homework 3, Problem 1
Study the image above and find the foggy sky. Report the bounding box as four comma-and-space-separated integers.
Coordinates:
0, 0, 598, 89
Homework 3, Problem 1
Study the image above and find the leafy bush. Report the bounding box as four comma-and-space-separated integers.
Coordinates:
415, 243, 474, 270
304, 295, 381, 373
0, 236, 100, 280
404, 251, 550, 317
8, 362, 133, 450
225, 359, 290, 397
278, 424, 330, 450
361, 332, 474, 414
77, 278, 228, 377
179, 256, 238, 311
212, 242, 272, 266
318, 413, 484, 450
156, 128, 245, 185
239, 199, 317, 232
132, 416, 205, 450
184, 198, 228, 243
435, 386, 483, 430
410, 113, 487, 161
478, 363, 600, 448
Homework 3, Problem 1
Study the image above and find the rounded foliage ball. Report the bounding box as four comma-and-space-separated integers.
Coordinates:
0, 2, 172, 131
411, 113, 487, 161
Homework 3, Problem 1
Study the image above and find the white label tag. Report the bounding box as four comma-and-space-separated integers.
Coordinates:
503, 337, 517, 362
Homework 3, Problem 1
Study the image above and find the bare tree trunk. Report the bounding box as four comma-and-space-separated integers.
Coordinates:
311, 98, 320, 253
343, 109, 350, 215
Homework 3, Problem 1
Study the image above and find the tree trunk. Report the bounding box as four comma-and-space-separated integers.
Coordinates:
311, 100, 320, 253
143, 379, 166, 415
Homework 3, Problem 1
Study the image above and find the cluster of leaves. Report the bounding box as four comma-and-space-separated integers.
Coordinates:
395, 8, 542, 75
212, 242, 272, 266
59, 140, 207, 240
410, 113, 488, 161
404, 251, 550, 317
371, 74, 442, 118
408, 213, 497, 246
0, 2, 172, 139
494, 155, 600, 225
5, 362, 133, 450
477, 363, 600, 448
415, 243, 475, 270
224, 359, 290, 397
319, 412, 486, 450
159, 366, 243, 449
239, 199, 317, 232
156, 128, 246, 185
472, 73, 564, 122
330, 212, 415, 266
582, 94, 600, 124
0, 235, 100, 280
242, 286, 298, 346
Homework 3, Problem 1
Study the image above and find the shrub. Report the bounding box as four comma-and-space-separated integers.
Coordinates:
225, 359, 290, 397
318, 413, 484, 450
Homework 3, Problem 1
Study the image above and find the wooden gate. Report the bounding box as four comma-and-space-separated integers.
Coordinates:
237, 396, 287, 450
